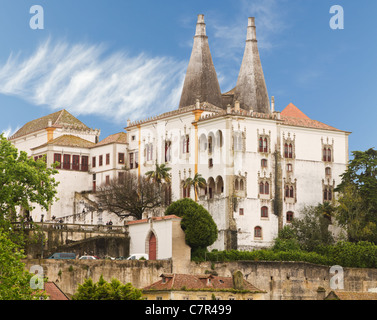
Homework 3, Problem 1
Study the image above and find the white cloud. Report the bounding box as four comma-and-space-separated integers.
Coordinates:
2, 126, 20, 138
0, 39, 187, 123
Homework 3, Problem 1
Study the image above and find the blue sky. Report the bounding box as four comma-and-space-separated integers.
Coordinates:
0, 0, 376, 155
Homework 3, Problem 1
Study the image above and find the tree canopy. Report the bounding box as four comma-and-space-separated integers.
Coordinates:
72, 275, 143, 300
165, 198, 218, 253
335, 148, 377, 243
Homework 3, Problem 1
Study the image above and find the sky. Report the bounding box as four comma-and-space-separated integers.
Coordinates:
0, 0, 376, 155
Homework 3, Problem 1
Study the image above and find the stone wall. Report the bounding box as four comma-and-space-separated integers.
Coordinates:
23, 259, 377, 300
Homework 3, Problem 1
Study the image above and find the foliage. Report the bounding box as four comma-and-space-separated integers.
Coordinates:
95, 172, 169, 220
145, 161, 171, 184
277, 205, 334, 252
0, 228, 46, 300
72, 275, 143, 300
165, 198, 218, 252
0, 134, 58, 221
335, 149, 377, 243
335, 149, 377, 241
183, 173, 206, 201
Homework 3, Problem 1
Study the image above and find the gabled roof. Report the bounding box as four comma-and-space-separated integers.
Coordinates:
9, 109, 90, 140
143, 273, 264, 293
325, 291, 377, 300
94, 132, 127, 147
31, 134, 96, 150
280, 103, 346, 132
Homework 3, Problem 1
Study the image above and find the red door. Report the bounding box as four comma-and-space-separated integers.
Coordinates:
149, 233, 156, 260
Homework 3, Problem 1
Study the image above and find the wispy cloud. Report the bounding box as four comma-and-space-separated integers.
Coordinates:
0, 39, 186, 123
2, 126, 20, 138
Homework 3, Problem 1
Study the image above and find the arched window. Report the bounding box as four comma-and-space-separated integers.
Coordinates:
327, 148, 332, 162
254, 226, 262, 238
285, 185, 290, 198
261, 206, 268, 218
323, 148, 327, 162
261, 159, 268, 168
240, 179, 244, 191
235, 179, 239, 191
259, 137, 263, 152
324, 188, 328, 201
289, 186, 294, 198
263, 138, 268, 153
264, 182, 269, 195
286, 211, 294, 223
328, 189, 332, 201
284, 143, 288, 158
259, 182, 265, 194
288, 144, 293, 158
325, 167, 331, 176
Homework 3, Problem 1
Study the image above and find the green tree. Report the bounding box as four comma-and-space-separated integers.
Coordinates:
165, 198, 218, 255
72, 275, 143, 300
0, 228, 46, 300
145, 161, 171, 184
335, 148, 377, 243
275, 205, 334, 252
0, 133, 59, 226
183, 173, 206, 201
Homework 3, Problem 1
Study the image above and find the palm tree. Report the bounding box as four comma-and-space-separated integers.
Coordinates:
145, 161, 172, 184
184, 173, 207, 202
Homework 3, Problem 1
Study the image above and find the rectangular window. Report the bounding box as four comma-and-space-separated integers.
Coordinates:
63, 154, 71, 170
72, 155, 80, 171
92, 156, 96, 168
54, 153, 62, 169
129, 153, 134, 169
106, 153, 110, 165
239, 208, 244, 216
81, 156, 89, 171
118, 153, 125, 164
105, 175, 110, 185
99, 155, 103, 166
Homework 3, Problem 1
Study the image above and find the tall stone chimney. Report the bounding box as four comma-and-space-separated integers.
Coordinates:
234, 17, 270, 114
178, 14, 222, 109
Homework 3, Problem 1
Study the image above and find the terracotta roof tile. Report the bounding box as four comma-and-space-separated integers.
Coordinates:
326, 291, 377, 300
94, 132, 127, 147
280, 103, 345, 132
9, 109, 90, 140
31, 134, 95, 150
143, 273, 264, 293
44, 282, 69, 300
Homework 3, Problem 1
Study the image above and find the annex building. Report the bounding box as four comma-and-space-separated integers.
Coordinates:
9, 15, 350, 251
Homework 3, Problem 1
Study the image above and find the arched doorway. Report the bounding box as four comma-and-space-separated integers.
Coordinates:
148, 232, 157, 260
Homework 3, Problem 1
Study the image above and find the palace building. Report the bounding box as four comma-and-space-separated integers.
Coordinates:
9, 15, 350, 251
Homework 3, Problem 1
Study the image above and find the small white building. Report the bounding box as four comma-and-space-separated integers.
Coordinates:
127, 215, 191, 269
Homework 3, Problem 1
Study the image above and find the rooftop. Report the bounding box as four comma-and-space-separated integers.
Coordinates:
9, 109, 93, 140
31, 134, 96, 150
143, 273, 264, 293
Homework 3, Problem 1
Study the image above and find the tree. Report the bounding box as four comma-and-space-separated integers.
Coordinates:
183, 173, 206, 201
165, 198, 218, 254
275, 204, 334, 252
72, 275, 143, 300
95, 172, 167, 220
145, 161, 171, 184
335, 148, 377, 242
0, 228, 46, 300
0, 133, 59, 226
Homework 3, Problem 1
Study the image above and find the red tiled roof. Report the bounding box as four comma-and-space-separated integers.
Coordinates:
143, 273, 264, 293
94, 132, 127, 147
127, 215, 181, 225
280, 103, 345, 132
31, 134, 96, 150
9, 109, 90, 140
44, 282, 69, 300
326, 291, 377, 300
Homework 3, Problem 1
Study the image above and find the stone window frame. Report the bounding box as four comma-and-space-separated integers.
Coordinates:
283, 178, 297, 203
257, 129, 271, 154
283, 132, 296, 159
258, 172, 272, 200
321, 137, 334, 163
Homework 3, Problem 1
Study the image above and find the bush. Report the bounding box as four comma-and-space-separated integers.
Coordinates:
165, 198, 218, 252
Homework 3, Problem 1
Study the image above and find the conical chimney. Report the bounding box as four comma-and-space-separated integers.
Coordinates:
234, 17, 270, 113
179, 14, 222, 109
